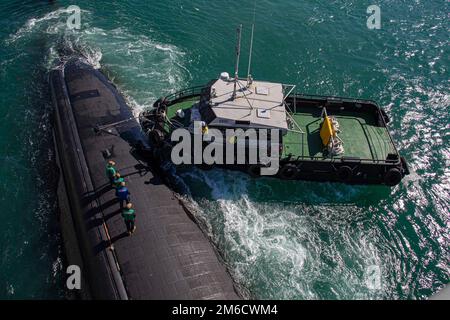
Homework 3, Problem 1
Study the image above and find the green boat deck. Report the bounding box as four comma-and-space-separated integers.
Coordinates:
166, 97, 198, 130
167, 99, 396, 163
284, 106, 395, 161
167, 97, 198, 118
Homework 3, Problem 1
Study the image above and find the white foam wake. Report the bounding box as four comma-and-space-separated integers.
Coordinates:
5, 8, 190, 114
6, 8, 89, 44
179, 168, 386, 299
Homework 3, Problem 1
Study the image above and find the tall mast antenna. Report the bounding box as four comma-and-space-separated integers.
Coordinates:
232, 24, 243, 100
247, 24, 255, 83
247, 0, 257, 86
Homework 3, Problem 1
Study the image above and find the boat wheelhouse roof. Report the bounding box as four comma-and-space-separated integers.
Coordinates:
207, 77, 289, 132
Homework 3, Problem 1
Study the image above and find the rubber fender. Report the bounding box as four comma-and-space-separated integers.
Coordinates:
337, 166, 353, 183
384, 168, 402, 186
380, 108, 390, 124
278, 163, 299, 180
401, 157, 410, 175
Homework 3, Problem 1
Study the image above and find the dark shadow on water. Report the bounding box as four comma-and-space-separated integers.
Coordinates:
177, 167, 393, 207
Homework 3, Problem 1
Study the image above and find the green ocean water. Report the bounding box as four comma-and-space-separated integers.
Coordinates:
0, 0, 448, 299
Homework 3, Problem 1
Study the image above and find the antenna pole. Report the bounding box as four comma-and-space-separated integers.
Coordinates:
247, 0, 257, 86
232, 24, 242, 100
247, 23, 255, 84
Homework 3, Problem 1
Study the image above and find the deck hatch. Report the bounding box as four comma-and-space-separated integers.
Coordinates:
257, 109, 271, 119
256, 86, 269, 95
70, 89, 100, 102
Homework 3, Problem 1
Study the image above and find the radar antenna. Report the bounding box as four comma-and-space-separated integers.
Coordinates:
232, 24, 243, 100
247, 0, 257, 86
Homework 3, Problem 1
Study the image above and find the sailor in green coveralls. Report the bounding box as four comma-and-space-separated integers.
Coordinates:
106, 160, 116, 185
112, 172, 125, 189
122, 203, 136, 235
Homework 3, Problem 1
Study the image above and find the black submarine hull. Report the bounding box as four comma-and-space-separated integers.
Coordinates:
50, 62, 128, 299
50, 59, 239, 300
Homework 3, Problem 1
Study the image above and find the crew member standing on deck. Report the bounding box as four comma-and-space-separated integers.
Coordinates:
106, 161, 117, 185
122, 203, 136, 235
116, 181, 131, 209
113, 172, 124, 189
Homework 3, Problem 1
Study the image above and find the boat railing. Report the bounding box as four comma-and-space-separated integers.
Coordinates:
283, 142, 396, 164
283, 92, 399, 164
284, 147, 398, 164
289, 92, 379, 105
284, 106, 396, 165
164, 86, 205, 104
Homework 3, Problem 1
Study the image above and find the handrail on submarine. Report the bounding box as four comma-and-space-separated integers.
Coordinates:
93, 116, 141, 133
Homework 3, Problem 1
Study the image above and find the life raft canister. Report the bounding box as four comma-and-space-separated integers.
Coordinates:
384, 168, 402, 186
278, 163, 299, 180
336, 166, 353, 183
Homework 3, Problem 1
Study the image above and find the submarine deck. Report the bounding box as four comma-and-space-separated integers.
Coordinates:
52, 60, 239, 299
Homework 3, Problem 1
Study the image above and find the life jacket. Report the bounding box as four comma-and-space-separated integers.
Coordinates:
122, 208, 136, 221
